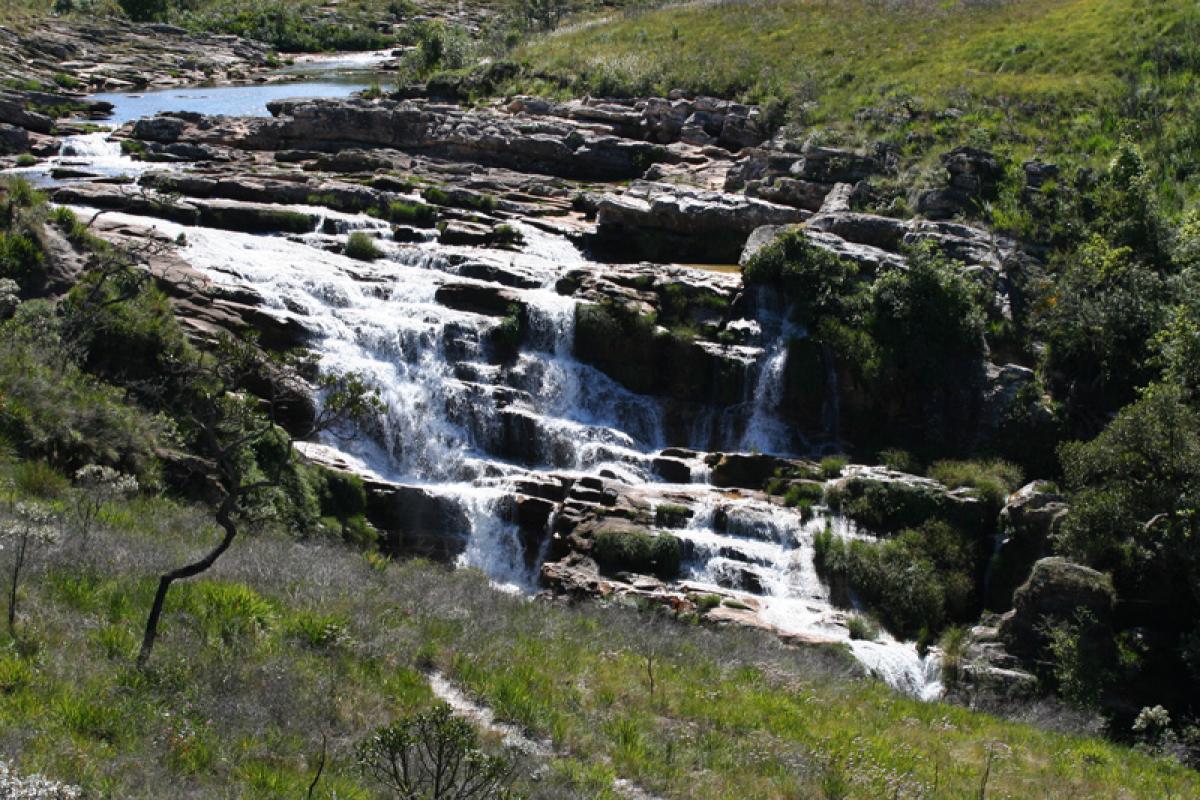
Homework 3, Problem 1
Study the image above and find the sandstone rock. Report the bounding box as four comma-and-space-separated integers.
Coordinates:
435, 282, 524, 317
0, 93, 53, 134
792, 143, 889, 183
593, 181, 808, 263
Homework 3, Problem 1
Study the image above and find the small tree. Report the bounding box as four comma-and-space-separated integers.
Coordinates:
72, 464, 138, 549
356, 703, 518, 800
512, 0, 569, 31
1, 503, 59, 635
136, 334, 376, 668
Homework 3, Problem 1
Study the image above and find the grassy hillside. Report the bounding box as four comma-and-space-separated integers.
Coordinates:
2, 450, 1198, 799
514, 0, 1200, 207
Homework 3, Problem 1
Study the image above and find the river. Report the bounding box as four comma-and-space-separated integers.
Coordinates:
2, 53, 943, 700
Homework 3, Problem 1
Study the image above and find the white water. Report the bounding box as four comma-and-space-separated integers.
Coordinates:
739, 319, 799, 454
669, 494, 942, 698
26, 78, 943, 699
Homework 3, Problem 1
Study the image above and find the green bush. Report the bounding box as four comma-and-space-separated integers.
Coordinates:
927, 459, 1023, 510
824, 476, 945, 534
654, 503, 691, 528
345, 231, 383, 261
12, 460, 69, 498
847, 614, 880, 641
0, 304, 166, 475
384, 200, 438, 227
815, 520, 976, 638
0, 231, 44, 290
742, 230, 863, 325
819, 455, 848, 478
14, 154, 36, 168
593, 529, 682, 579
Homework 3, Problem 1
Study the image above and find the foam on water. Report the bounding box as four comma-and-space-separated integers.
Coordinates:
54, 187, 943, 699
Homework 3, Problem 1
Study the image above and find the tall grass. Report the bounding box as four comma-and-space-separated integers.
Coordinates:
0, 453, 1195, 798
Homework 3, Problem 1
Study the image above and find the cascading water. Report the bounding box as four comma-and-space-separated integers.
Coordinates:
31, 77, 944, 698
738, 321, 798, 454
672, 495, 942, 700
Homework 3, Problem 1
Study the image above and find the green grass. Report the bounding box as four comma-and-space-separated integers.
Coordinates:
0, 451, 1197, 798
514, 0, 1200, 209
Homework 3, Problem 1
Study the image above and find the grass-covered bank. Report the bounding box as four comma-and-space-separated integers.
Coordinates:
1, 461, 1198, 800
512, 0, 1200, 209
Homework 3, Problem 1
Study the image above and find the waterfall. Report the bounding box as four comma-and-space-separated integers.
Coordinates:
454, 487, 536, 593
738, 319, 799, 456
50, 197, 943, 699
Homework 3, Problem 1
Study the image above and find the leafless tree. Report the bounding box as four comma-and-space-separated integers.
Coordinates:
136, 333, 377, 668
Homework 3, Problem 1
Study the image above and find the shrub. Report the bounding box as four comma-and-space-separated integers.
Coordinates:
654, 503, 691, 528
693, 593, 722, 612
1036, 235, 1168, 428
0, 304, 165, 475
12, 460, 69, 498
742, 230, 863, 325
927, 459, 1023, 510
939, 625, 969, 685
0, 231, 44, 291
14, 154, 36, 168
593, 529, 682, 579
345, 231, 383, 261
847, 614, 879, 641
815, 520, 976, 638
356, 703, 517, 799
820, 455, 848, 478
824, 476, 944, 534
385, 200, 438, 227
878, 448, 919, 473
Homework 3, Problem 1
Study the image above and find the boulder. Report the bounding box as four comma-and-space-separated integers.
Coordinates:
593, 181, 809, 263
987, 481, 1067, 609
708, 453, 817, 490
0, 93, 53, 134
435, 282, 523, 317
998, 557, 1115, 659
368, 484, 471, 561
0, 122, 29, 154
792, 144, 889, 183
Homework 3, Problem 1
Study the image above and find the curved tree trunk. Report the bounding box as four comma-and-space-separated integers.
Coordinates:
137, 509, 238, 669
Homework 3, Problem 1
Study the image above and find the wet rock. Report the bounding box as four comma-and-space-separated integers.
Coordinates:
573, 300, 756, 406
652, 456, 692, 484
998, 557, 1115, 659
708, 453, 817, 491
368, 484, 472, 561
435, 282, 525, 318
438, 220, 493, 247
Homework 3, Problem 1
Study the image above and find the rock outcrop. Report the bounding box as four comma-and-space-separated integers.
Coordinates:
987, 482, 1067, 609
998, 557, 1115, 660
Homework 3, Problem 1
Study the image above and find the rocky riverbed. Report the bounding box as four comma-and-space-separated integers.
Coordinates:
0, 21, 1069, 701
